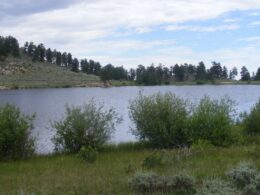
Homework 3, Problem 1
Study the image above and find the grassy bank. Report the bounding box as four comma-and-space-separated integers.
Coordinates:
0, 141, 259, 194
0, 56, 102, 89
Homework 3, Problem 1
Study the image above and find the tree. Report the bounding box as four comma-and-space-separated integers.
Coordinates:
67, 53, 73, 68
23, 42, 29, 53
136, 64, 146, 84
100, 64, 114, 82
173, 64, 185, 81
229, 67, 238, 80
89, 59, 95, 74
196, 61, 207, 80
255, 68, 260, 81
209, 61, 222, 80
93, 62, 101, 75
56, 52, 62, 66
27, 42, 35, 56
61, 52, 68, 67
46, 48, 53, 63
37, 43, 45, 62
0, 36, 8, 60
52, 102, 121, 152
71, 58, 79, 72
222, 66, 228, 79
129, 68, 136, 81
81, 59, 89, 73
32, 47, 39, 62
4, 36, 20, 57
240, 66, 251, 81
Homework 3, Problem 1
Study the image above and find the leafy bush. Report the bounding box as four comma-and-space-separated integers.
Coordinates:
197, 178, 239, 195
189, 96, 236, 146
78, 146, 98, 163
167, 173, 196, 194
0, 104, 35, 159
128, 172, 196, 194
226, 161, 258, 188
52, 102, 121, 153
128, 172, 164, 192
243, 99, 260, 135
129, 92, 190, 148
243, 184, 259, 195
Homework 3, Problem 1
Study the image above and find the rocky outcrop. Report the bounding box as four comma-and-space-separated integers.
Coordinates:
0, 61, 32, 75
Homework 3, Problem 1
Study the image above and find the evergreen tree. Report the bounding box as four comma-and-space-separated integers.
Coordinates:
28, 42, 35, 56
61, 52, 68, 67
209, 61, 222, 80
56, 52, 62, 66
38, 43, 45, 62
222, 66, 228, 79
71, 58, 79, 72
67, 53, 73, 68
229, 67, 238, 80
94, 62, 101, 75
255, 68, 260, 81
240, 66, 251, 81
129, 68, 136, 80
196, 61, 207, 80
46, 48, 53, 63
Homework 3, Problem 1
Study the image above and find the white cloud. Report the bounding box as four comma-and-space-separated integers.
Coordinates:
249, 12, 260, 16
165, 24, 240, 32
250, 21, 260, 26
223, 18, 240, 23
1, 0, 260, 71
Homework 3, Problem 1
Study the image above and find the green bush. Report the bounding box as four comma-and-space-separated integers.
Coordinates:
189, 96, 236, 146
129, 92, 190, 148
128, 172, 196, 194
243, 99, 260, 135
168, 173, 196, 194
226, 161, 258, 189
78, 146, 98, 163
52, 102, 121, 153
0, 104, 35, 159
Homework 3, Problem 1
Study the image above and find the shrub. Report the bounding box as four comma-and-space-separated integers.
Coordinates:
167, 173, 196, 194
0, 104, 35, 159
129, 92, 190, 148
128, 172, 164, 192
189, 96, 236, 146
52, 102, 121, 153
78, 146, 98, 163
243, 184, 259, 195
226, 161, 258, 189
128, 172, 196, 194
243, 99, 260, 135
197, 178, 239, 195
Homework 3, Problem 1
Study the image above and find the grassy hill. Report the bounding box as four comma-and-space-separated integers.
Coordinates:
0, 54, 102, 89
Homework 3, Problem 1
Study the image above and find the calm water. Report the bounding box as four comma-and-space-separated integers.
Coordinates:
0, 85, 260, 154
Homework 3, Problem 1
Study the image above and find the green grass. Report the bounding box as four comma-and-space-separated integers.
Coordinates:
0, 141, 259, 194
0, 55, 102, 89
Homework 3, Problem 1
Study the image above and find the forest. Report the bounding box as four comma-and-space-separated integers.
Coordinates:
1, 35, 260, 85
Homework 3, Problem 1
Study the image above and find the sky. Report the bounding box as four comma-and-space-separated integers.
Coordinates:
1, 0, 260, 72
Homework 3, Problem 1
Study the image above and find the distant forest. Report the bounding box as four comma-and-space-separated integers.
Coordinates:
1, 35, 260, 85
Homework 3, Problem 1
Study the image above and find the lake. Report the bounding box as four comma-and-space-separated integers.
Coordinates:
0, 85, 260, 154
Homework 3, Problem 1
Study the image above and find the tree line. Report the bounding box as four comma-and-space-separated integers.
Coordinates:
0, 36, 20, 60
1, 35, 260, 84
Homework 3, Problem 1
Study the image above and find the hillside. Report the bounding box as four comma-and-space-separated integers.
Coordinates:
0, 54, 102, 89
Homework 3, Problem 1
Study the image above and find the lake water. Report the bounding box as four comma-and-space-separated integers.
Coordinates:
0, 85, 260, 154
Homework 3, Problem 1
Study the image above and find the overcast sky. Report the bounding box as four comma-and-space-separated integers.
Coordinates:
1, 0, 260, 72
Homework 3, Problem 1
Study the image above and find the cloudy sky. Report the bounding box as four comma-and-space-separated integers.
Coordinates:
1, 0, 260, 72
